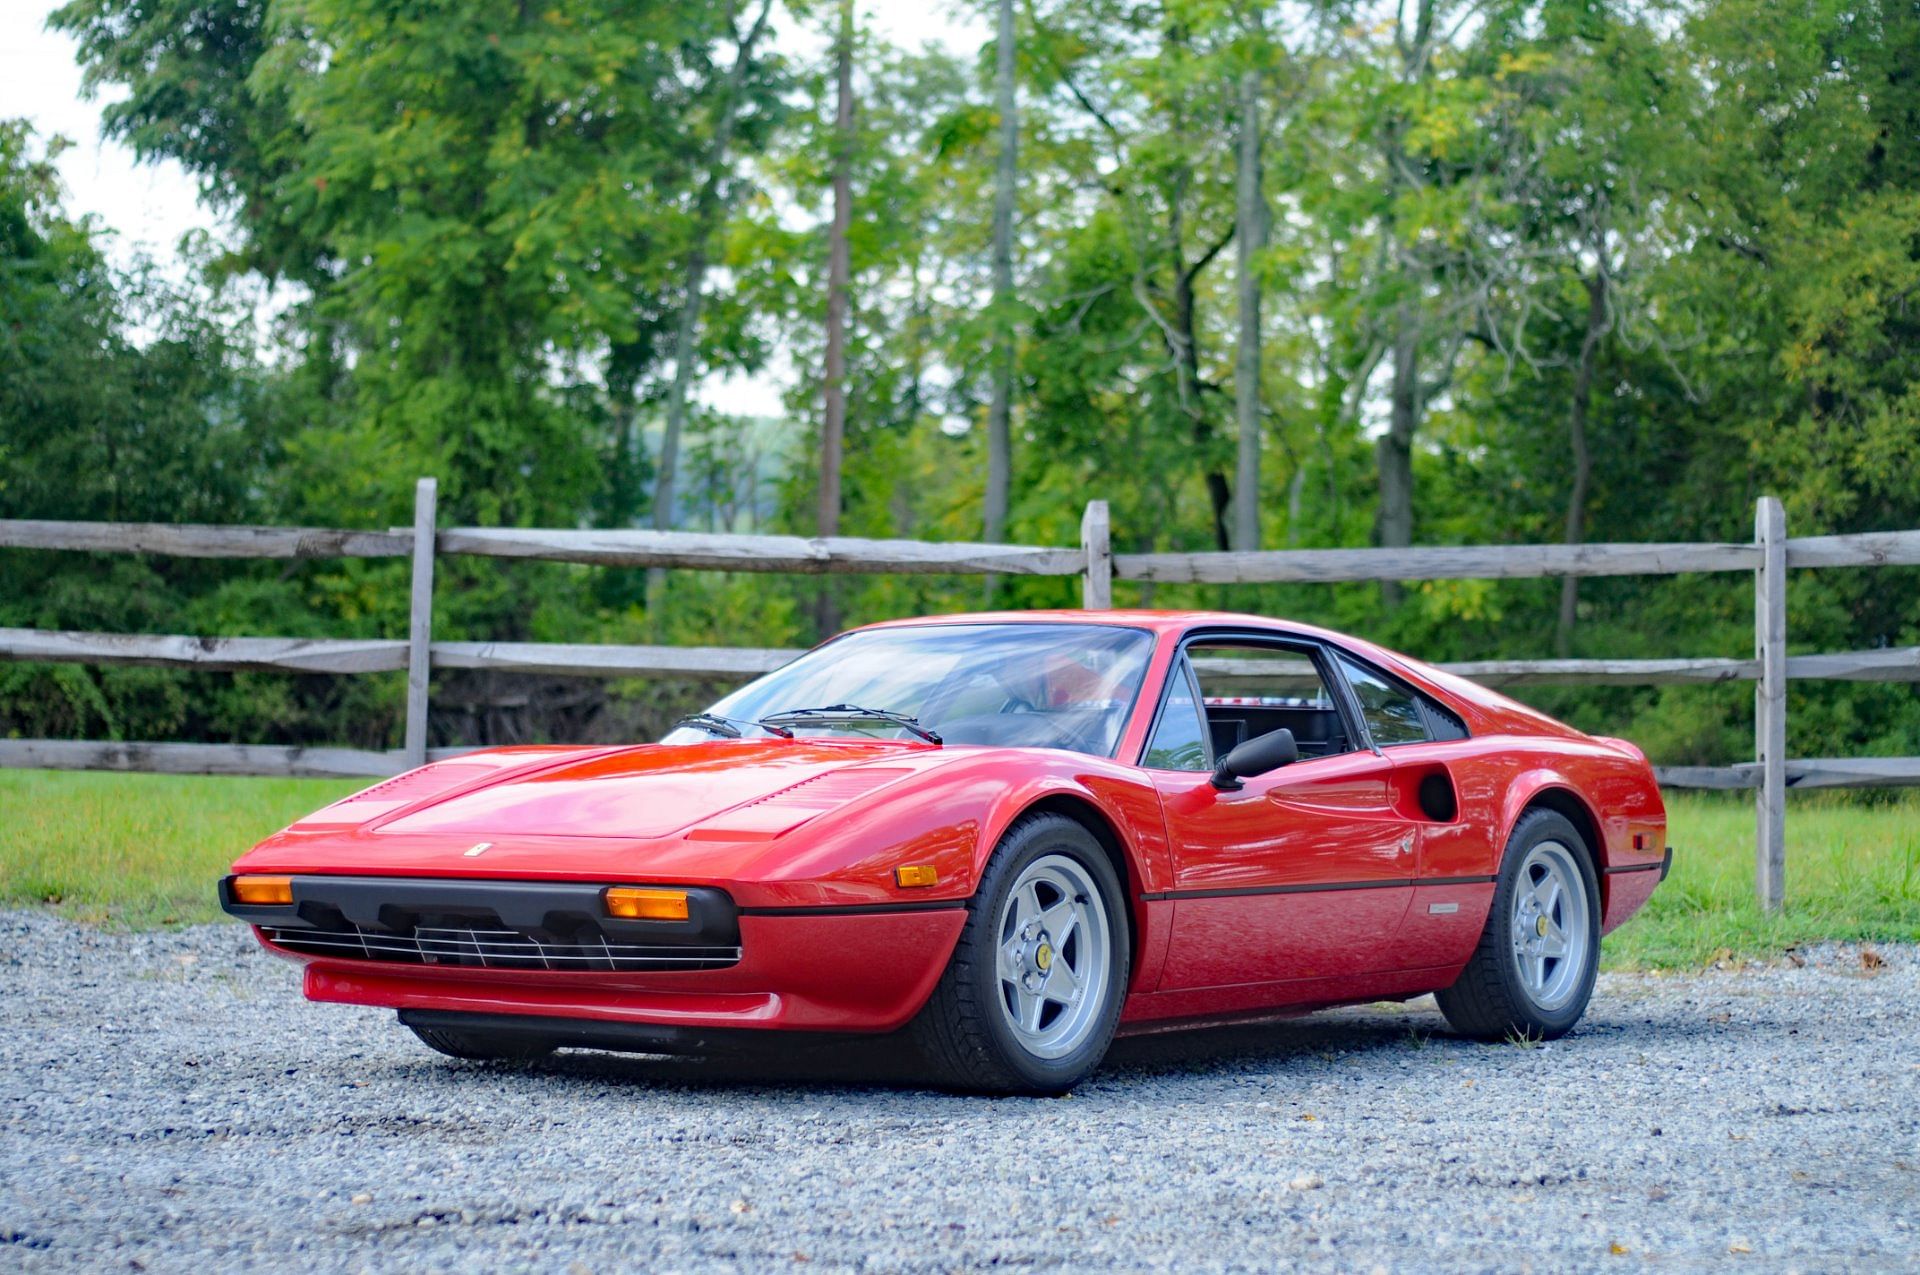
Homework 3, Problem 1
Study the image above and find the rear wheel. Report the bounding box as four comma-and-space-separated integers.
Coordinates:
1435, 808, 1600, 1041
407, 1023, 555, 1063
910, 812, 1129, 1094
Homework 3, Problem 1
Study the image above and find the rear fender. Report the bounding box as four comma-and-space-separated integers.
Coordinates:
1497, 770, 1609, 872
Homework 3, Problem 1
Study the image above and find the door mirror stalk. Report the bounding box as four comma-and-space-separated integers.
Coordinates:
1210, 728, 1299, 790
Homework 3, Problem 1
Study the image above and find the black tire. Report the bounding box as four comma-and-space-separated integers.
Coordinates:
1435, 808, 1601, 1041
908, 812, 1130, 1095
407, 1023, 556, 1063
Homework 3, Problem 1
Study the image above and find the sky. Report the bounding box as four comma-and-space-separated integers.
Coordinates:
0, 1, 989, 416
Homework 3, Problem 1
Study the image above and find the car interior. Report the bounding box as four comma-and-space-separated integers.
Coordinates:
1187, 644, 1355, 761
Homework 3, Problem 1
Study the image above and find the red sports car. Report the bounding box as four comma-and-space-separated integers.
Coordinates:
221, 611, 1669, 1093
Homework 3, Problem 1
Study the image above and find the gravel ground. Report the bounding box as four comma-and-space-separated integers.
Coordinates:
2, 911, 1916, 1273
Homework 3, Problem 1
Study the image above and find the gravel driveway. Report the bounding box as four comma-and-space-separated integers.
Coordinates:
2, 910, 1916, 1272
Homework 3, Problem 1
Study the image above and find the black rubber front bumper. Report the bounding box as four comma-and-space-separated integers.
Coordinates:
218, 875, 741, 972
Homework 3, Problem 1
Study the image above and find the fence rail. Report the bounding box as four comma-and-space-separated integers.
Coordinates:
12, 627, 1920, 689
4, 487, 1917, 910
0, 518, 411, 559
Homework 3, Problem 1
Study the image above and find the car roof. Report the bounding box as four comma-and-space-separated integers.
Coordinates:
851, 609, 1350, 643
846, 609, 1582, 740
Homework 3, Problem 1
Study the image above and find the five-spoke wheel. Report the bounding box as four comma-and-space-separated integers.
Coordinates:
995, 854, 1112, 1060
1436, 807, 1600, 1041
1507, 839, 1592, 1013
910, 812, 1128, 1094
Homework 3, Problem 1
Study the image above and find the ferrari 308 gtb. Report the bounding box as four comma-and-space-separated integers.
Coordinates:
221, 611, 1669, 1093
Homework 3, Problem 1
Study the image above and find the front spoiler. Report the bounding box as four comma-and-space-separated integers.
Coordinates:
398, 1009, 870, 1056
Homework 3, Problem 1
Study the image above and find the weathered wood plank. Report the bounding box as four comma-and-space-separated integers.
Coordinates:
1660, 757, 1920, 790
431, 641, 798, 679
0, 519, 409, 559
1437, 657, 1758, 686
1113, 540, 1761, 585
0, 739, 408, 779
1783, 757, 1920, 788
1785, 529, 1920, 569
404, 479, 437, 769
1786, 646, 1920, 682
436, 527, 1085, 576
0, 628, 408, 674
1754, 497, 1788, 910
1206, 649, 1913, 686
1081, 501, 1112, 609
1654, 765, 1759, 790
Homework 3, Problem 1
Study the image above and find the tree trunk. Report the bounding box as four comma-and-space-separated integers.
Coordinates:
1233, 69, 1265, 552
650, 0, 774, 538
1376, 297, 1418, 607
1374, 0, 1435, 609
1556, 271, 1609, 657
984, 0, 1017, 547
1173, 253, 1233, 552
816, 0, 854, 636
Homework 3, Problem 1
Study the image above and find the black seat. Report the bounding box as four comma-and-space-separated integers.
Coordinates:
1205, 705, 1349, 759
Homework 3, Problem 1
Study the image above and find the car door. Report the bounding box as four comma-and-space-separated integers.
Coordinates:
1144, 638, 1422, 990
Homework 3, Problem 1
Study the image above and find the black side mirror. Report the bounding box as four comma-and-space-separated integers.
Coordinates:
1211, 728, 1299, 790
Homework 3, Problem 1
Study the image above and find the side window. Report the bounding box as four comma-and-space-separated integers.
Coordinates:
1336, 655, 1430, 747
1142, 659, 1210, 771
1188, 641, 1355, 759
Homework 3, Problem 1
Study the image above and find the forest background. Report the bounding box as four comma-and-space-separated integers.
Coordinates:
3, 0, 1917, 770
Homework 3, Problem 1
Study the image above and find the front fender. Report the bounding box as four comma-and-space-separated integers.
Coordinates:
720, 749, 1170, 909
968, 759, 1174, 897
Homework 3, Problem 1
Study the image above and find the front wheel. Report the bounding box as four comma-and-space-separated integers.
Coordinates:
1435, 808, 1600, 1041
909, 813, 1129, 1094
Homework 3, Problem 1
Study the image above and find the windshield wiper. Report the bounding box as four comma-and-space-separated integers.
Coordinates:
673, 712, 794, 740
760, 703, 943, 745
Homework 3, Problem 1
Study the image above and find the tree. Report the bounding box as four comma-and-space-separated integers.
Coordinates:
982, 0, 1019, 548
814, 0, 856, 634
1233, 64, 1267, 552
651, 0, 781, 536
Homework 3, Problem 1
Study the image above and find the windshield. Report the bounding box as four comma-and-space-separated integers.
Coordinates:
663, 623, 1154, 758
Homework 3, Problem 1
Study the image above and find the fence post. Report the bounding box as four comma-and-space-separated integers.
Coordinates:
1081, 500, 1112, 609
404, 478, 438, 769
1754, 495, 1787, 911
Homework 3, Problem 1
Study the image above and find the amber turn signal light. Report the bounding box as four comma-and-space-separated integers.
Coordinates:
232, 875, 293, 906
604, 887, 690, 921
894, 865, 939, 888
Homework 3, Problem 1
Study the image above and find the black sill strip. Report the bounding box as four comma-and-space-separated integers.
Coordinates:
1139, 874, 1496, 903
1603, 862, 1664, 875
737, 899, 968, 918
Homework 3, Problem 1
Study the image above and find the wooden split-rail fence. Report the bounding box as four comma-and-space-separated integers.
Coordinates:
5, 481, 1919, 910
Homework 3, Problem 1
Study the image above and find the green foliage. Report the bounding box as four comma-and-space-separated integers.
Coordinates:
6, 0, 1918, 766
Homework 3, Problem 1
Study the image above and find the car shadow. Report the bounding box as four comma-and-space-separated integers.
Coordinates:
409, 996, 1761, 1098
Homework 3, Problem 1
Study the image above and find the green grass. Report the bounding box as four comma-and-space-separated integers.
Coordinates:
1, 771, 1916, 965
1604, 790, 1920, 968
0, 769, 360, 928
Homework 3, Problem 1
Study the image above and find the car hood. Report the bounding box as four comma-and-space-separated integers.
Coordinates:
366, 739, 931, 841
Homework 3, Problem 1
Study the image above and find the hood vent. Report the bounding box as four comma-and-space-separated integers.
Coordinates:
687, 768, 911, 842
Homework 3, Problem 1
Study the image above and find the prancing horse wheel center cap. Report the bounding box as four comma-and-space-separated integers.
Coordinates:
1035, 942, 1054, 972
1536, 915, 1549, 937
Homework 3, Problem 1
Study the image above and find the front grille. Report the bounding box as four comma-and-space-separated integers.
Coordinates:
264, 922, 741, 972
